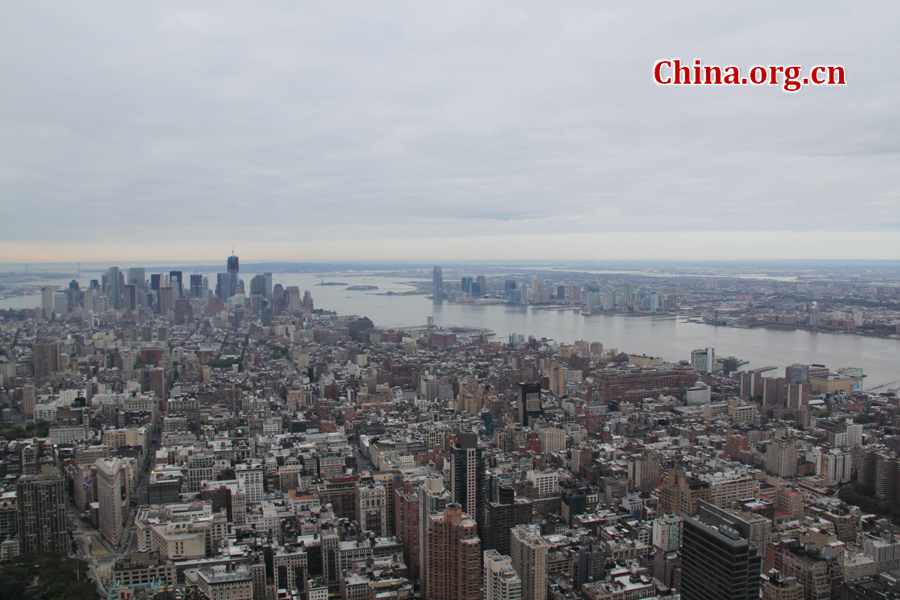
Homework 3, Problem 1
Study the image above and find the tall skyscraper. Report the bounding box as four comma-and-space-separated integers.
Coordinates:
41, 286, 54, 320
419, 474, 452, 599
510, 524, 548, 600
190, 273, 204, 298
16, 474, 68, 555
531, 276, 539, 303
127, 267, 146, 292
680, 500, 762, 600
96, 457, 124, 546
461, 277, 473, 295
169, 271, 183, 297
106, 266, 123, 309
476, 275, 487, 296
433, 266, 444, 299
484, 549, 522, 600
424, 503, 481, 600
451, 433, 486, 540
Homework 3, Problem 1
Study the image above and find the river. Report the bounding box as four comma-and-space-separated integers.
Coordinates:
2, 271, 898, 390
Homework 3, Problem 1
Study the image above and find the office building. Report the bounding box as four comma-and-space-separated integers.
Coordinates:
680, 501, 761, 600
16, 475, 68, 555
691, 348, 715, 374
484, 549, 522, 600
424, 503, 481, 600
41, 286, 54, 320
96, 457, 125, 546
510, 524, 548, 600
128, 267, 146, 292
485, 486, 533, 556
451, 433, 487, 540
517, 382, 543, 426
462, 277, 473, 295
476, 275, 487, 296
168, 271, 183, 297
433, 266, 444, 299
189, 273, 204, 298
106, 266, 123, 309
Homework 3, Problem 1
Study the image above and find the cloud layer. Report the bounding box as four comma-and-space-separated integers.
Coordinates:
1, 2, 898, 260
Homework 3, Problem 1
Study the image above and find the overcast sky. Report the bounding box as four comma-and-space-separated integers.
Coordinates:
1, 2, 898, 263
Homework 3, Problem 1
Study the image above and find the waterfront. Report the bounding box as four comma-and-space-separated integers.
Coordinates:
2, 271, 898, 390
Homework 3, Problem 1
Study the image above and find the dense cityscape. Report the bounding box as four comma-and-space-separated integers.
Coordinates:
0, 256, 898, 600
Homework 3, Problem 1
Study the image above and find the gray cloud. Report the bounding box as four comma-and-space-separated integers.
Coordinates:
1, 1, 898, 255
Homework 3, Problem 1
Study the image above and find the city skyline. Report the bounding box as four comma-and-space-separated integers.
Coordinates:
1, 2, 898, 263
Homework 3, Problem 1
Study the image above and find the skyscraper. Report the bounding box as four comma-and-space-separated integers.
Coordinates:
41, 286, 54, 320
127, 267, 146, 292
531, 276, 539, 303
476, 275, 487, 297
106, 266, 123, 309
680, 500, 762, 600
432, 266, 444, 299
169, 271, 183, 297
461, 277, 473, 295
451, 433, 486, 540
517, 382, 543, 426
16, 474, 68, 555
485, 486, 533, 556
419, 474, 452, 599
190, 273, 204, 298
510, 524, 548, 600
96, 457, 124, 546
424, 503, 481, 600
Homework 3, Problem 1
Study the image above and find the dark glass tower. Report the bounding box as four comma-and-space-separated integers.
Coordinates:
681, 500, 761, 600
451, 432, 486, 541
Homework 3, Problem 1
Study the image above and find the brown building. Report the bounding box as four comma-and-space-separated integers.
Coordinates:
424, 503, 481, 600
657, 472, 711, 517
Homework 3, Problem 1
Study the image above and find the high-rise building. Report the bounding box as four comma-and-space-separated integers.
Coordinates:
106, 266, 123, 309
424, 503, 481, 600
168, 271, 183, 297
461, 277, 473, 295
16, 474, 68, 555
250, 273, 273, 298
216, 273, 233, 300
433, 266, 444, 299
189, 273, 204, 298
680, 500, 762, 600
32, 341, 59, 381
484, 549, 522, 600
41, 286, 54, 320
531, 276, 540, 303
476, 276, 487, 296
419, 474, 452, 599
451, 433, 486, 540
766, 436, 798, 478
517, 382, 543, 426
96, 457, 124, 546
127, 267, 146, 292
691, 348, 715, 374
510, 524, 548, 600
485, 486, 533, 556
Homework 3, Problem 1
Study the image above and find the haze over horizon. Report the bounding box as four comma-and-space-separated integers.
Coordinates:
2, 2, 898, 262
